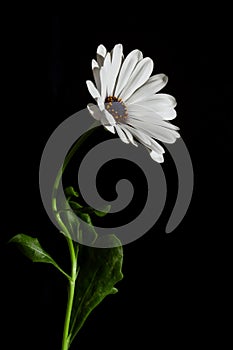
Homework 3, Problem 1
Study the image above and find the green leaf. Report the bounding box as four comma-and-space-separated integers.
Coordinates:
69, 200, 83, 210
65, 186, 79, 198
9, 234, 70, 279
60, 209, 98, 244
93, 204, 111, 217
69, 235, 123, 344
9, 234, 55, 263
69, 203, 111, 218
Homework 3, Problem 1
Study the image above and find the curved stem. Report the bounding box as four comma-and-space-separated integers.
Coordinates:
52, 125, 98, 206
51, 125, 98, 349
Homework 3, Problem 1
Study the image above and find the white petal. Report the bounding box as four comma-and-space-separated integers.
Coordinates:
141, 138, 164, 156
104, 125, 116, 134
150, 150, 164, 163
108, 44, 123, 96
149, 138, 165, 154
130, 94, 177, 109
120, 57, 154, 101
92, 59, 101, 92
127, 114, 179, 131
151, 94, 177, 107
127, 104, 179, 130
97, 44, 107, 66
127, 118, 180, 143
102, 53, 111, 98
93, 68, 101, 93
97, 44, 107, 57
119, 124, 165, 162
157, 108, 177, 120
114, 49, 143, 97
131, 101, 177, 119
92, 59, 99, 69
128, 104, 163, 121
103, 109, 116, 126
86, 80, 101, 100
123, 124, 151, 145
97, 98, 105, 111
87, 103, 104, 121
99, 67, 107, 100
148, 74, 168, 93
115, 125, 129, 144
126, 74, 168, 104
120, 125, 138, 146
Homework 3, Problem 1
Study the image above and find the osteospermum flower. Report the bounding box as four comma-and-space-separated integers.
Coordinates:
86, 44, 180, 163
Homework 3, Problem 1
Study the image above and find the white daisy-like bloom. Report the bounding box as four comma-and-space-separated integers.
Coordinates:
86, 44, 180, 163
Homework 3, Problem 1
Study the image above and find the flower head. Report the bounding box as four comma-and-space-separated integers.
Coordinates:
86, 44, 180, 163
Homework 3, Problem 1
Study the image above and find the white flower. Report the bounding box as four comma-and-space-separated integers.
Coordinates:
86, 44, 180, 163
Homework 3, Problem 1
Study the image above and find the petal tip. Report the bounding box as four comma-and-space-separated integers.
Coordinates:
97, 44, 107, 57
150, 151, 164, 163
92, 59, 99, 69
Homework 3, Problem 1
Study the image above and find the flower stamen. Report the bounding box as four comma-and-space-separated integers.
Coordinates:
105, 96, 128, 123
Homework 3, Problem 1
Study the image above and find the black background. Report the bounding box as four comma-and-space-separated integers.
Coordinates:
1, 8, 232, 350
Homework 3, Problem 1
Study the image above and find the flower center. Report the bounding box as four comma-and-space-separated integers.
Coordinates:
105, 96, 128, 123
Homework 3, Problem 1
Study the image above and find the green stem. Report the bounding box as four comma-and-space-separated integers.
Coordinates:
61, 234, 77, 350
53, 125, 98, 201
51, 125, 98, 349
53, 211, 78, 350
